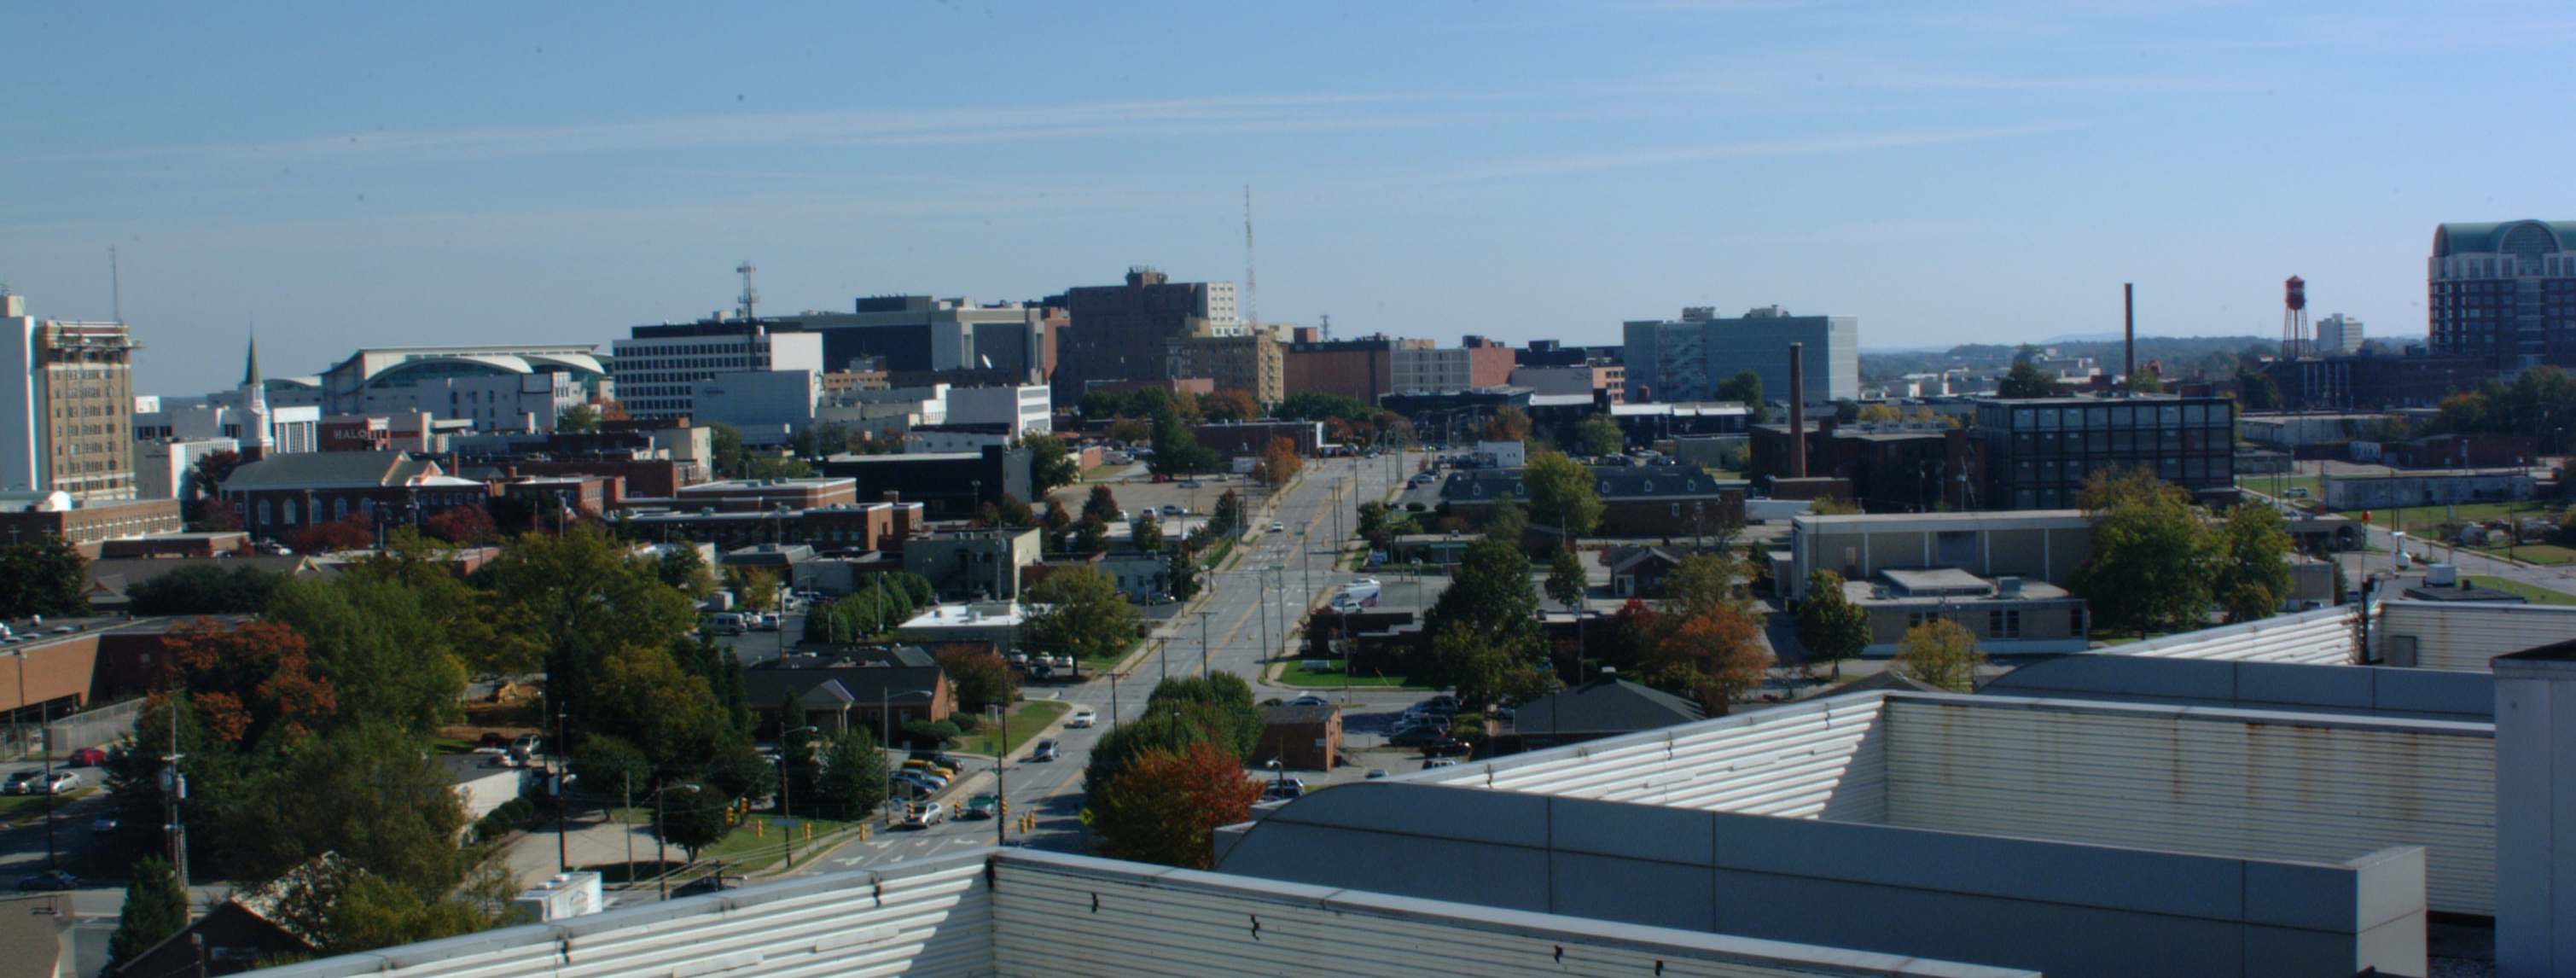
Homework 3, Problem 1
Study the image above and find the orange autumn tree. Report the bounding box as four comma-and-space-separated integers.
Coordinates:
1091, 741, 1265, 869
1636, 603, 1772, 713
158, 617, 337, 745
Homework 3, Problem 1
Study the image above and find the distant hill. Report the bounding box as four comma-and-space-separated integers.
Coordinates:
1861, 335, 2276, 383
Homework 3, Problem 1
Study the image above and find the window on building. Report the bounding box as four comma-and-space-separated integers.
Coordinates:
1989, 608, 2021, 638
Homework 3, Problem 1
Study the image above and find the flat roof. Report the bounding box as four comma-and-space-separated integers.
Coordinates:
1793, 509, 2086, 531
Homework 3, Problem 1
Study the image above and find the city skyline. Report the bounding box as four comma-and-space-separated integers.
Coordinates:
4, 2, 2573, 394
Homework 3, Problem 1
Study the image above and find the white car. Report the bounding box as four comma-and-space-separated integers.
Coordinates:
902, 802, 947, 829
1067, 708, 1098, 729
1270, 521, 1285, 533
38, 771, 79, 795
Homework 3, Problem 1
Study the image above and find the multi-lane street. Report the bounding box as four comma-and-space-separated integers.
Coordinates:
788, 451, 1426, 873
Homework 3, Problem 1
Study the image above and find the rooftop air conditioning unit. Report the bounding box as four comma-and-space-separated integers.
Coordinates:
1997, 576, 2024, 597
2426, 563, 2460, 587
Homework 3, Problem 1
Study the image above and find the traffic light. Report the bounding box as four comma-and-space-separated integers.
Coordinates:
998, 800, 1010, 818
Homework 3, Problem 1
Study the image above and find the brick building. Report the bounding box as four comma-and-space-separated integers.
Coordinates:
216, 451, 491, 541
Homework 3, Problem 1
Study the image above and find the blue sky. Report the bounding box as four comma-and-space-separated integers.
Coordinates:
3, 1, 2572, 394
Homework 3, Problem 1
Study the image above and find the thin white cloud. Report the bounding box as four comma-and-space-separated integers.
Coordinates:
1455, 125, 2064, 179
31, 95, 1417, 168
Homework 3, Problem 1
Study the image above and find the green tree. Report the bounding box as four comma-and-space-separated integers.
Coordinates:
1168, 545, 1201, 602
1521, 450, 1602, 538
1714, 370, 1769, 422
1022, 434, 1079, 492
482, 524, 701, 731
1794, 570, 1870, 678
1574, 414, 1625, 457
1481, 498, 1529, 545
1090, 742, 1265, 870
2068, 469, 2213, 636
1422, 537, 1550, 704
265, 574, 469, 737
708, 422, 747, 478
569, 734, 654, 806
1665, 550, 1749, 618
656, 544, 717, 598
1894, 618, 1985, 692
1545, 547, 1587, 610
1997, 358, 2056, 399
284, 867, 507, 955
1083, 710, 1215, 794
1132, 515, 1165, 553
1072, 518, 1109, 555
1355, 500, 1415, 552
556, 404, 602, 433
654, 784, 729, 862
1273, 392, 1372, 423
726, 566, 782, 614
125, 563, 284, 615
1144, 673, 1262, 759
106, 856, 189, 974
1855, 403, 1903, 423
0, 535, 90, 620
2131, 366, 2166, 393
1148, 411, 1218, 476
230, 723, 475, 897
2236, 370, 2282, 411
813, 728, 890, 819
745, 454, 814, 480
1425, 621, 1555, 708
936, 646, 1016, 713
1026, 566, 1143, 667
2212, 503, 2294, 623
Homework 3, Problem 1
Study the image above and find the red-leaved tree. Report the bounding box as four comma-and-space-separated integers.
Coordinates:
1090, 741, 1265, 869
287, 514, 374, 554
422, 504, 497, 544
159, 618, 337, 746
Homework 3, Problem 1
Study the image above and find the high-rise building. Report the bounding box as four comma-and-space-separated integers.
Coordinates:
816, 296, 1050, 382
2313, 313, 2365, 355
610, 321, 825, 420
2428, 219, 2576, 370
1054, 267, 1239, 402
1282, 335, 1400, 405
2, 289, 138, 502
1165, 326, 1284, 405
1621, 306, 1858, 405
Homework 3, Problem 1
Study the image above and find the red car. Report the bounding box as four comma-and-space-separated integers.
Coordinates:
67, 748, 105, 766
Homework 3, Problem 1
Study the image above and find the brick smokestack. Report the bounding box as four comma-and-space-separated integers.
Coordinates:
1788, 342, 1808, 479
2124, 282, 2136, 394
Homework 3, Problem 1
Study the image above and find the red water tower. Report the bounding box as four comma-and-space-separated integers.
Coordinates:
2282, 276, 2311, 360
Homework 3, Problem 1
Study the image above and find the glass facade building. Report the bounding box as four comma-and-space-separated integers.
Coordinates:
1972, 396, 2235, 509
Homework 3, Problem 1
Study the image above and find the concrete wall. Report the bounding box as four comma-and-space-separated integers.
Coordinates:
1984, 654, 2495, 721
1881, 695, 2495, 916
1788, 515, 2091, 601
2493, 649, 2576, 976
2377, 600, 2576, 672
1215, 783, 2425, 978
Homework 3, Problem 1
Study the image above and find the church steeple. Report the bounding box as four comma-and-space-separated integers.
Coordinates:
241, 330, 263, 388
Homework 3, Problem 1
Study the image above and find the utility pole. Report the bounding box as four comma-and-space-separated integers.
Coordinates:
622, 771, 635, 878
993, 705, 1008, 847
1198, 611, 1212, 677
162, 691, 187, 886
554, 707, 570, 873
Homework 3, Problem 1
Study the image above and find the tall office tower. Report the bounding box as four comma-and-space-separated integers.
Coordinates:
1, 288, 139, 502
1621, 306, 1858, 405
2428, 220, 2576, 370
1054, 267, 1238, 403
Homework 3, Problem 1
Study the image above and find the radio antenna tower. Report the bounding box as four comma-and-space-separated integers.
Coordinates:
2282, 276, 2309, 361
109, 246, 122, 323
736, 262, 759, 320
1241, 185, 1258, 333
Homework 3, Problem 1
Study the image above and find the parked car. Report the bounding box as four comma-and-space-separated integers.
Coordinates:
475, 732, 509, 750
1270, 521, 1285, 533
3, 771, 39, 795
90, 815, 118, 833
1387, 727, 1446, 748
902, 759, 957, 781
672, 873, 743, 897
1423, 758, 1462, 769
1160, 504, 1183, 515
1030, 739, 1060, 762
38, 771, 78, 795
1364, 768, 1390, 780
1260, 777, 1307, 801
1178, 480, 1201, 488
1067, 708, 1097, 729
902, 802, 947, 829
1285, 695, 1329, 707
1421, 739, 1472, 758
15, 870, 77, 892
962, 794, 999, 819
67, 748, 105, 767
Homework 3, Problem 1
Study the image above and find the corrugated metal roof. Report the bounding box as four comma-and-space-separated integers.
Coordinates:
2106, 604, 2358, 664
2378, 600, 2576, 672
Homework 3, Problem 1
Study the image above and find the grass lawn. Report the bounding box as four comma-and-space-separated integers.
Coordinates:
1078, 637, 1144, 672
952, 701, 1070, 756
697, 813, 856, 873
1271, 659, 1425, 690
2240, 474, 2321, 500
2460, 543, 2576, 567
0, 787, 96, 823
2464, 576, 2576, 606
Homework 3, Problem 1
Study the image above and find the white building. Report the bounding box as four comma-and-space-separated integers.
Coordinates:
690, 370, 822, 445
610, 323, 825, 420
134, 436, 239, 500
940, 384, 1050, 437
315, 344, 608, 416
2315, 313, 2365, 355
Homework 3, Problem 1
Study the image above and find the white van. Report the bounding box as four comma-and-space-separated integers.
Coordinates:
708, 612, 747, 635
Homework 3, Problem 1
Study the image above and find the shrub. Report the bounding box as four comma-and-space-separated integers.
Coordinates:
900, 719, 961, 747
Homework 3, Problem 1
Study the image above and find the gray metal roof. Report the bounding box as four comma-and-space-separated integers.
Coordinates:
1511, 675, 1707, 738
218, 451, 443, 491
